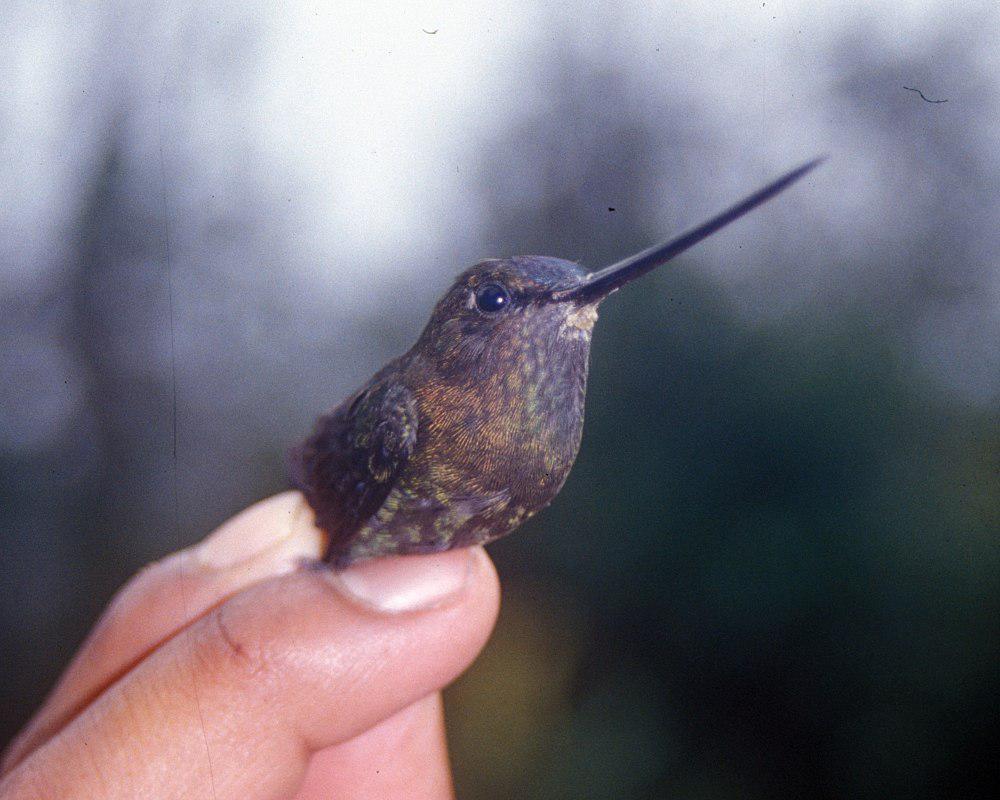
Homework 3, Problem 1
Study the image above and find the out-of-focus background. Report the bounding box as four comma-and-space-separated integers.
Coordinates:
2, 1, 997, 796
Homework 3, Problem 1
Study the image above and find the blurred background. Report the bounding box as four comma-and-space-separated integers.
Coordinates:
1, 1, 997, 797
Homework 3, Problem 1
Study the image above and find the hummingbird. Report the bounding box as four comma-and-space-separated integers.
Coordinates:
291, 158, 823, 567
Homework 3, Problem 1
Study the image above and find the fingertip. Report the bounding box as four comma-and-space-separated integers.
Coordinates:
468, 544, 502, 630
193, 491, 326, 570
328, 546, 489, 615
181, 544, 502, 748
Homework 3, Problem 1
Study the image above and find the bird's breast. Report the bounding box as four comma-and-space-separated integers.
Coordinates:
413, 333, 591, 512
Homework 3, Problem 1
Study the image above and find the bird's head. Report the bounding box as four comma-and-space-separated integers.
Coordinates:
414, 157, 824, 378
414, 254, 610, 382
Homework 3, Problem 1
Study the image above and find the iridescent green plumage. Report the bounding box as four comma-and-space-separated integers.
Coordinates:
291, 160, 823, 566
292, 257, 592, 566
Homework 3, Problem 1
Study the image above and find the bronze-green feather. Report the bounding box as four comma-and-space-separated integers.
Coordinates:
290, 160, 823, 566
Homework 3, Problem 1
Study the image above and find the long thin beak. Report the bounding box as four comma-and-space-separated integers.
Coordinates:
551, 156, 825, 304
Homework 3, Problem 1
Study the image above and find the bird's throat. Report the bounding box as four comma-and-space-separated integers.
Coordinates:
563, 302, 599, 336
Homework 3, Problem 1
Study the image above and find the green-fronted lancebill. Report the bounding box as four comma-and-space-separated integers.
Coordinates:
291, 158, 824, 567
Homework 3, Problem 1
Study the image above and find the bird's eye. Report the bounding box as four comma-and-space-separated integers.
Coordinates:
475, 283, 510, 313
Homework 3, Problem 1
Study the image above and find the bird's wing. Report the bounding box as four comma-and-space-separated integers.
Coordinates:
349, 382, 419, 486
290, 376, 418, 559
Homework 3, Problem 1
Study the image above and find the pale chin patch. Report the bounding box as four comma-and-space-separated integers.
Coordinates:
562, 303, 599, 337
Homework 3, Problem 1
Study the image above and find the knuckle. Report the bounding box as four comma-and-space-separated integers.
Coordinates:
193, 605, 277, 691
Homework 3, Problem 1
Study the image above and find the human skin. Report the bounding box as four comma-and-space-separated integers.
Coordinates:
0, 492, 501, 799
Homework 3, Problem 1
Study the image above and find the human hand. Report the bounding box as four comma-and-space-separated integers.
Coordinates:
0, 492, 500, 799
